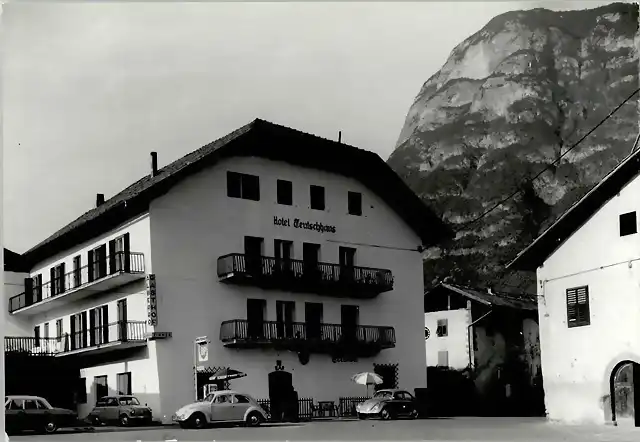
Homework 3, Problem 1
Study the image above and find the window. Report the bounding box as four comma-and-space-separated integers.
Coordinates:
56, 319, 63, 343
24, 400, 39, 410
117, 372, 132, 395
215, 394, 231, 404
277, 180, 293, 205
234, 395, 251, 404
436, 319, 448, 337
77, 378, 87, 404
31, 274, 43, 303
227, 171, 260, 201
106, 397, 119, 407
620, 211, 637, 236
567, 286, 590, 327
310, 185, 325, 210
437, 350, 449, 367
348, 191, 362, 216
51, 263, 66, 296
95, 398, 108, 407
94, 376, 108, 403
90, 245, 107, 281
72, 255, 81, 288
34, 326, 40, 346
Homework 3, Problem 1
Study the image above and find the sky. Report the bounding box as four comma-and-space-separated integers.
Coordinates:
2, 1, 618, 253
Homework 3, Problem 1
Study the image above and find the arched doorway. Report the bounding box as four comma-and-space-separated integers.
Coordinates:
611, 361, 640, 427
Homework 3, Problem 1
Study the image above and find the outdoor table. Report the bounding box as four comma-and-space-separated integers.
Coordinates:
317, 401, 336, 417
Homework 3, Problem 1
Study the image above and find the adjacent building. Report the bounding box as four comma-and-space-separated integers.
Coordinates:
508, 149, 640, 426
6, 119, 452, 423
424, 283, 543, 416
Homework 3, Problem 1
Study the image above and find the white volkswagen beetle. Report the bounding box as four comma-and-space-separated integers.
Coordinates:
173, 390, 268, 429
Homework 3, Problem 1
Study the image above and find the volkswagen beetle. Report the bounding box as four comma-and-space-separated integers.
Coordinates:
173, 390, 267, 429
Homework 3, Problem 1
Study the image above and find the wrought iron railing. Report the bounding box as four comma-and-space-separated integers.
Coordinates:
9, 252, 145, 313
220, 319, 395, 347
4, 321, 147, 356
217, 253, 393, 292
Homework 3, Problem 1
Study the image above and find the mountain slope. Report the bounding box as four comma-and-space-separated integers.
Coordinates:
388, 2, 639, 292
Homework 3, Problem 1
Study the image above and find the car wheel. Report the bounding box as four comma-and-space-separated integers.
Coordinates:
189, 412, 207, 429
119, 414, 130, 427
245, 411, 263, 427
91, 415, 101, 426
380, 408, 392, 420
358, 413, 366, 420
409, 408, 419, 419
44, 421, 58, 434
178, 421, 189, 429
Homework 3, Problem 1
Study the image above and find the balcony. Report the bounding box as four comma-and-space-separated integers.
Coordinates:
217, 254, 393, 298
4, 321, 147, 357
220, 319, 395, 357
9, 252, 146, 316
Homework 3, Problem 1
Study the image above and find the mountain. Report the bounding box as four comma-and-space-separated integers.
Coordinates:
388, 2, 639, 292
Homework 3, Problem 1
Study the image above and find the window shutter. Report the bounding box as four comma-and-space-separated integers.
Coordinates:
87, 250, 94, 282
24, 278, 33, 307
108, 240, 116, 275
102, 306, 109, 343
566, 288, 577, 323
576, 286, 590, 325
123, 233, 131, 272
60, 263, 66, 293
89, 309, 96, 346
50, 268, 56, 296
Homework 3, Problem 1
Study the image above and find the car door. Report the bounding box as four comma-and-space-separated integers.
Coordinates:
5, 398, 26, 431
210, 394, 235, 421
230, 394, 252, 421
393, 392, 411, 416
23, 398, 46, 429
103, 397, 120, 422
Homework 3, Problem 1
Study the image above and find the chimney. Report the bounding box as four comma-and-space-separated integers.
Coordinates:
96, 193, 105, 207
150, 152, 158, 177
338, 131, 342, 143
487, 288, 493, 295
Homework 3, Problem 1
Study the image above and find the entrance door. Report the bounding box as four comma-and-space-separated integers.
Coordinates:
274, 240, 293, 274
276, 301, 295, 339
247, 299, 266, 339
244, 236, 264, 276
305, 302, 323, 340
117, 299, 128, 341
341, 305, 359, 342
611, 361, 640, 427
339, 247, 356, 282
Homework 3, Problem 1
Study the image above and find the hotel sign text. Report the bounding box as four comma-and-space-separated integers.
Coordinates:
146, 274, 158, 326
274, 216, 336, 234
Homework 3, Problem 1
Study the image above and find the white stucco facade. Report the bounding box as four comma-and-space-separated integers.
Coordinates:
535, 173, 640, 425
149, 156, 427, 422
424, 308, 471, 370
8, 153, 433, 425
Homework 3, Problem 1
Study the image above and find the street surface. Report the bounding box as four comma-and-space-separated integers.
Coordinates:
10, 417, 640, 441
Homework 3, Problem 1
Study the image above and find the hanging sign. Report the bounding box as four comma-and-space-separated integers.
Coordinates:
146, 274, 158, 326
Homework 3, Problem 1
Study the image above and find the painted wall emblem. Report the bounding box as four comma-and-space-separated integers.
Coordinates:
424, 327, 430, 340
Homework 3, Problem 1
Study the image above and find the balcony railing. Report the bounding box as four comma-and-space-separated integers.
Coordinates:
9, 252, 145, 314
217, 254, 393, 297
220, 319, 395, 355
4, 321, 147, 356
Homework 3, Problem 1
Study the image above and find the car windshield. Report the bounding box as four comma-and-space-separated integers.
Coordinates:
119, 397, 140, 406
373, 391, 393, 399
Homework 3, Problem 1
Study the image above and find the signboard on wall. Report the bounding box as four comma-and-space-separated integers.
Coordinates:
146, 274, 158, 326
273, 216, 336, 234
195, 336, 209, 369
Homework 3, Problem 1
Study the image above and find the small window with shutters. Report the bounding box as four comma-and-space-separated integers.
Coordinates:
566, 286, 590, 328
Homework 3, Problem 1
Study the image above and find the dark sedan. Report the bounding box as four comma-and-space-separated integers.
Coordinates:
5, 395, 80, 434
356, 389, 419, 420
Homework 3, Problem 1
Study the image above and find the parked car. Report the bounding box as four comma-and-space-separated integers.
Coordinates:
87, 395, 153, 427
356, 389, 419, 420
5, 395, 81, 434
173, 390, 268, 429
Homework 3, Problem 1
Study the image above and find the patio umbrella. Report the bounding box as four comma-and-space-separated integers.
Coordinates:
351, 372, 383, 396
208, 368, 247, 382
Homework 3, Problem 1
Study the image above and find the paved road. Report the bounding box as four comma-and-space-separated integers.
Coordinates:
10, 417, 640, 441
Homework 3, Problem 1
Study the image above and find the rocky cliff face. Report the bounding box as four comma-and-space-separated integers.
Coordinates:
388, 2, 639, 292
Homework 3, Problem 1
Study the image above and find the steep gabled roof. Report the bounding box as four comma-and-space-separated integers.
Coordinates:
23, 119, 453, 267
426, 282, 537, 311
4, 248, 27, 273
507, 148, 640, 271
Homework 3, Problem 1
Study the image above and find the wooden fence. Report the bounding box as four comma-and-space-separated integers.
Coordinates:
338, 396, 371, 417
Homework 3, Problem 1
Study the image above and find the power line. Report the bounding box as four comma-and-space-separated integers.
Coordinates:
454, 87, 640, 234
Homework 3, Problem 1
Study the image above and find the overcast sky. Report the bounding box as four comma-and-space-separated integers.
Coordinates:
2, 1, 617, 253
